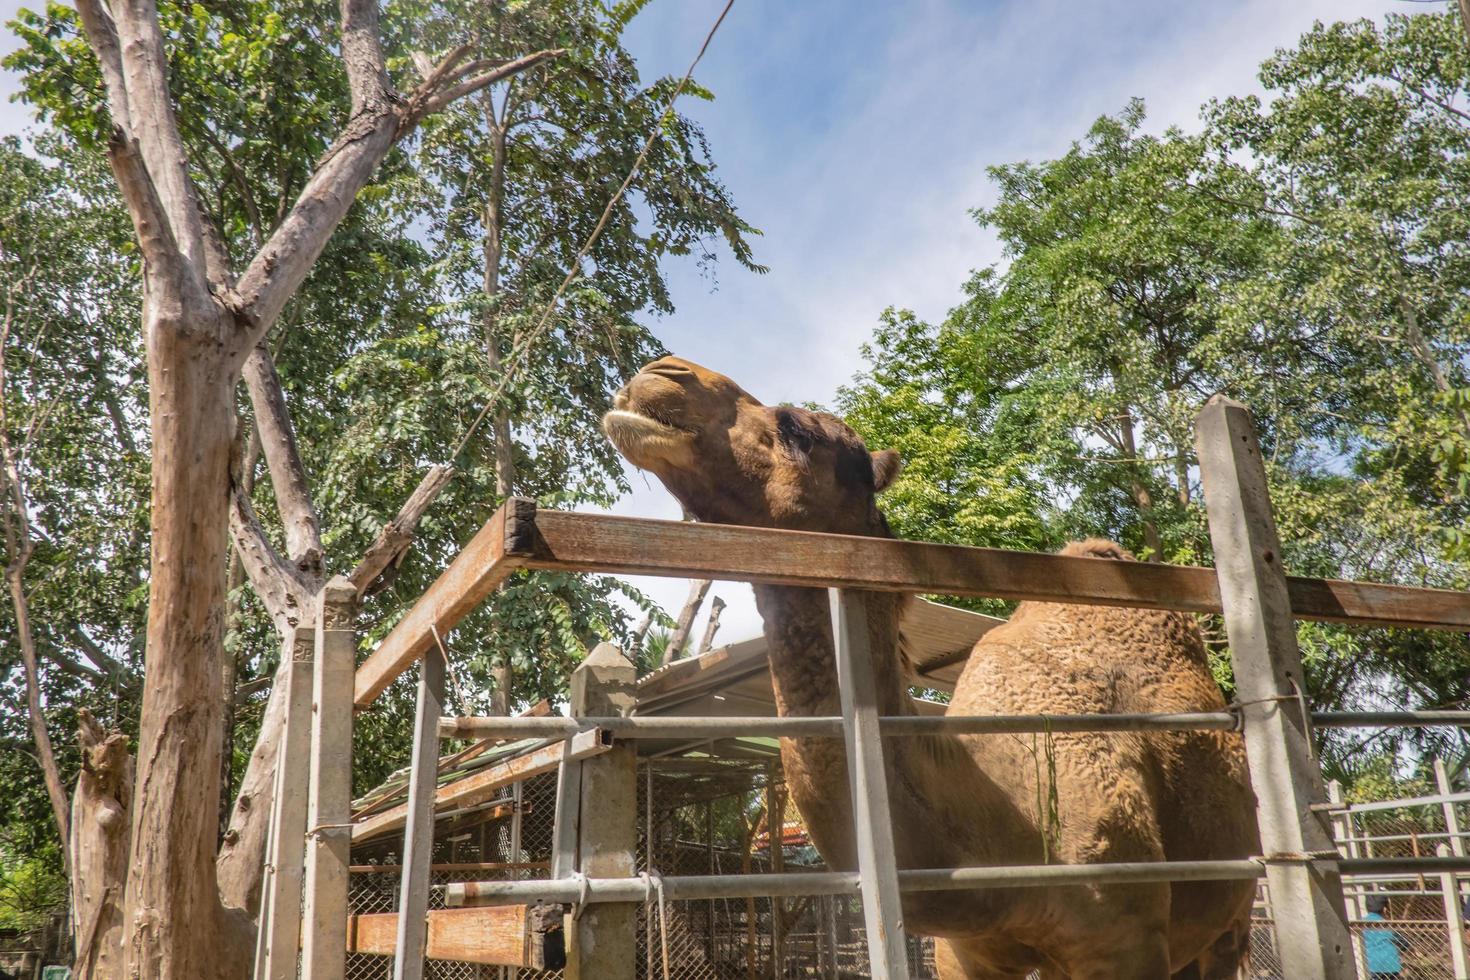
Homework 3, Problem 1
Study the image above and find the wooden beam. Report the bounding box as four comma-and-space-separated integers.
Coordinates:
518, 508, 1470, 630
353, 733, 611, 842
347, 906, 536, 967
356, 496, 1470, 709
353, 498, 534, 707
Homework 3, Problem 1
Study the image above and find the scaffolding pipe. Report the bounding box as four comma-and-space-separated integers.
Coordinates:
442, 856, 1470, 907
438, 709, 1470, 742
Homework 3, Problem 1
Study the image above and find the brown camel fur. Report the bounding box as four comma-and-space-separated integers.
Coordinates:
604, 356, 1259, 979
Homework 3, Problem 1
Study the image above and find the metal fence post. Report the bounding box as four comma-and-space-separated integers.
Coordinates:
1196, 395, 1353, 980
256, 626, 316, 980
302, 577, 358, 980
393, 648, 445, 980
1327, 780, 1368, 979
829, 588, 910, 980
564, 642, 637, 980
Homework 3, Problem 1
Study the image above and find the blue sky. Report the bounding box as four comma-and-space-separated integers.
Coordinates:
0, 0, 1416, 647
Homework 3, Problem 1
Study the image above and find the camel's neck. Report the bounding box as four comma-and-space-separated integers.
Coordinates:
751, 584, 913, 721
751, 583, 1013, 885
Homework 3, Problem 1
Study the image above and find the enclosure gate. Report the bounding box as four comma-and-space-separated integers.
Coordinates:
262, 395, 1470, 980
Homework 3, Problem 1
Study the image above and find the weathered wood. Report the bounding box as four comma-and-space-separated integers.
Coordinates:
69, 709, 132, 980
519, 508, 1470, 629
353, 732, 610, 842
662, 578, 710, 666
1196, 396, 1353, 980
697, 595, 726, 654
348, 906, 534, 966
564, 644, 638, 980
357, 497, 1470, 709
393, 651, 445, 980
353, 498, 532, 706
256, 627, 315, 980
829, 589, 910, 980
303, 579, 358, 980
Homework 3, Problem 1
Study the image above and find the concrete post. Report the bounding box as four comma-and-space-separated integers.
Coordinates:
1196, 396, 1353, 980
564, 642, 637, 980
302, 578, 358, 980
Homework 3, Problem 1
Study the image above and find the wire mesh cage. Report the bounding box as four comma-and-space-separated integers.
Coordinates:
347, 746, 1469, 980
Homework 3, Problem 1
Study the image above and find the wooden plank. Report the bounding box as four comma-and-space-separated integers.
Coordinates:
348, 906, 533, 966
353, 498, 533, 707
353, 734, 610, 842
516, 506, 1470, 630
829, 589, 910, 980
257, 627, 315, 980
357, 496, 1470, 710
393, 651, 445, 980
303, 578, 359, 980
1196, 396, 1353, 980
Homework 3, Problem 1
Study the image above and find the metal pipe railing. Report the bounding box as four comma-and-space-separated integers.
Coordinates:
438, 708, 1470, 742
441, 855, 1470, 908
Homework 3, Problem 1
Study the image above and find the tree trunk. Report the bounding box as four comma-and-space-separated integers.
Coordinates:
216, 632, 302, 915
483, 100, 517, 716
9, 560, 71, 875
697, 595, 726, 653
663, 579, 710, 666
122, 314, 249, 979
220, 426, 261, 838
1116, 410, 1164, 561
70, 709, 133, 980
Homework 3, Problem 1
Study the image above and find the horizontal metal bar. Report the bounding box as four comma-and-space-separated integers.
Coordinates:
1343, 791, 1470, 813
1311, 711, 1470, 729
440, 713, 1240, 741
444, 860, 1264, 906
443, 855, 1470, 907
440, 708, 1470, 742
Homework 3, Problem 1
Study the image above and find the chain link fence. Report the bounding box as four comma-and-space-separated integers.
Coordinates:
347, 751, 1468, 980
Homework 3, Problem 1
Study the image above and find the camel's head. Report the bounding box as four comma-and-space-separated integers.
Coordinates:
603, 356, 900, 535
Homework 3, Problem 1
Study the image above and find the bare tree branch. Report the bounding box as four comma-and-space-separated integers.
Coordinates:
412, 50, 565, 121
108, 0, 214, 280
241, 345, 322, 571
72, 0, 131, 133
226, 481, 312, 633
347, 464, 454, 596
339, 0, 392, 115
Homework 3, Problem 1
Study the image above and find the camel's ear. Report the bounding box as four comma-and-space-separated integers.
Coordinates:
871, 450, 901, 492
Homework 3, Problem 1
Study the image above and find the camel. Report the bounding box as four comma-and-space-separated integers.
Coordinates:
603, 356, 1260, 979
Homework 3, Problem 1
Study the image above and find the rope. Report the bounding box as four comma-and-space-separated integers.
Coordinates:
570, 870, 591, 921
448, 0, 739, 462
639, 870, 672, 980
1227, 692, 1307, 732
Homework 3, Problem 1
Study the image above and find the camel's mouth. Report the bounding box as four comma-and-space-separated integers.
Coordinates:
602, 408, 693, 469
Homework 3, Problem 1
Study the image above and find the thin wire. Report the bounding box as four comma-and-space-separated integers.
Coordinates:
429, 623, 473, 714
449, 0, 739, 462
